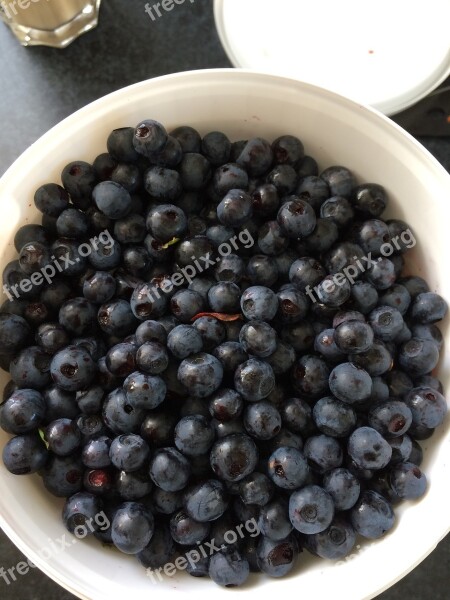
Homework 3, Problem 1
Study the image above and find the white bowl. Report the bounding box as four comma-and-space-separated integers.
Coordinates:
0, 69, 449, 600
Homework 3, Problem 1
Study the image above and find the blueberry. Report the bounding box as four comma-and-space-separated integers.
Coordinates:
61, 493, 103, 539
13, 224, 49, 254
102, 388, 145, 435
178, 152, 211, 191
277, 197, 316, 239
174, 415, 215, 457
114, 214, 146, 244
398, 338, 439, 376
135, 320, 167, 346
144, 166, 181, 201
217, 189, 253, 227
109, 434, 150, 472
42, 454, 84, 497
305, 515, 356, 560
213, 163, 249, 196
368, 400, 412, 438
389, 462, 427, 499
209, 388, 244, 421
170, 289, 204, 323
178, 353, 223, 398
410, 292, 448, 324
296, 175, 329, 211
350, 490, 395, 539
83, 271, 116, 304
252, 183, 280, 217
152, 488, 183, 515
267, 165, 298, 195
210, 434, 258, 482
137, 523, 176, 569
170, 125, 201, 153
239, 320, 277, 358
202, 131, 231, 166
280, 397, 313, 436
10, 346, 51, 389
329, 363, 372, 404
92, 181, 131, 219
247, 254, 279, 287
105, 343, 137, 377
209, 550, 250, 587
352, 183, 387, 216
313, 396, 356, 438
146, 204, 187, 243
184, 479, 228, 522
167, 324, 203, 359
240, 286, 278, 321
50, 345, 96, 392
403, 386, 447, 428
289, 484, 334, 534
291, 355, 330, 399
322, 468, 361, 511
82, 435, 112, 469
2, 433, 48, 474
135, 341, 169, 375
237, 137, 273, 177
272, 135, 304, 167
303, 434, 343, 473
45, 418, 81, 456
18, 241, 50, 275
234, 358, 275, 402
116, 469, 153, 500
351, 280, 379, 314
256, 534, 298, 578
170, 509, 210, 545
0, 313, 31, 354
34, 183, 70, 217
107, 127, 140, 162
348, 426, 392, 469
244, 401, 282, 440
238, 471, 274, 507
149, 447, 191, 492
349, 340, 393, 376
133, 119, 167, 157
42, 386, 78, 422
289, 257, 326, 291
192, 316, 226, 351
267, 446, 309, 490
61, 160, 96, 200
148, 135, 183, 168
265, 341, 296, 375
320, 165, 356, 198
76, 386, 104, 415
112, 502, 155, 554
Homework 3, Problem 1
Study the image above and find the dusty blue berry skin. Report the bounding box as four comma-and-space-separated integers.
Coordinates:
217, 189, 253, 227
109, 434, 150, 472
177, 353, 223, 398
289, 485, 335, 534
42, 454, 84, 497
398, 338, 440, 376
0, 313, 31, 354
136, 523, 176, 569
209, 549, 250, 587
111, 502, 155, 555
210, 434, 258, 483
348, 426, 392, 470
240, 286, 279, 321
267, 446, 309, 490
305, 515, 356, 560
322, 468, 361, 511
350, 490, 395, 539
2, 433, 48, 474
149, 447, 191, 492
50, 345, 97, 392
389, 462, 427, 499
234, 359, 275, 402
102, 388, 145, 435
167, 325, 203, 359
174, 415, 215, 457
184, 479, 228, 522
329, 362, 372, 404
303, 434, 344, 474
403, 386, 447, 428
277, 197, 317, 239
0, 389, 46, 434
62, 492, 103, 534
123, 371, 166, 410
368, 400, 412, 438
169, 509, 210, 545
256, 535, 298, 578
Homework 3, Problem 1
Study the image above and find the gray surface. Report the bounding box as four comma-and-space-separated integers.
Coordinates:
0, 1, 449, 598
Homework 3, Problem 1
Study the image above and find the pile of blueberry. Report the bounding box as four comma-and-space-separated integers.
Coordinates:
0, 119, 448, 587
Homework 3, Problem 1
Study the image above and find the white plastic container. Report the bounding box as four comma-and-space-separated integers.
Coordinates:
0, 70, 449, 600
214, 0, 450, 115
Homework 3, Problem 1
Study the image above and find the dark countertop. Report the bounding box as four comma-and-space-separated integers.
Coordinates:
0, 1, 449, 598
